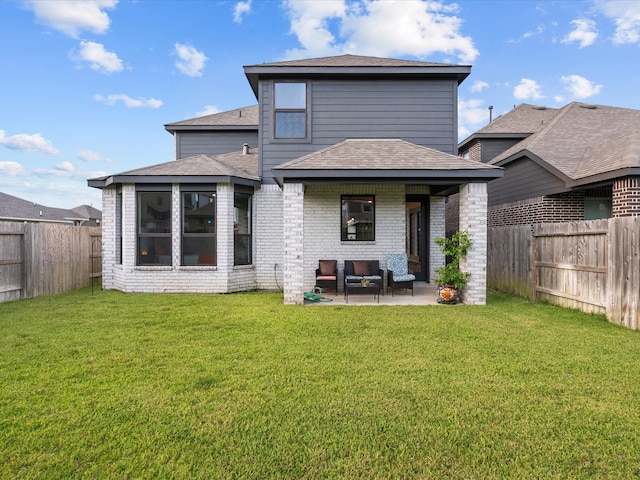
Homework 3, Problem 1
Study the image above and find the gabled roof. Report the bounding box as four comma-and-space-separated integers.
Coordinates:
72, 204, 102, 220
164, 105, 258, 133
88, 149, 260, 188
458, 103, 561, 149
273, 139, 502, 186
244, 54, 471, 97
0, 191, 90, 224
489, 102, 640, 186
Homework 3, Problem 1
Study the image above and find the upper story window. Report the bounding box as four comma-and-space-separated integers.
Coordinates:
342, 195, 375, 241
274, 82, 307, 139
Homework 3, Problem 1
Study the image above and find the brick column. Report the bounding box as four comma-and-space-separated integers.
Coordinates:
101, 187, 116, 289
430, 196, 446, 284
459, 183, 488, 305
216, 183, 234, 284
283, 182, 304, 304
612, 177, 640, 217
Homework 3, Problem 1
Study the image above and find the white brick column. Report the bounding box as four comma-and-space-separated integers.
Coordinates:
283, 182, 304, 304
459, 183, 488, 305
430, 196, 446, 284
101, 187, 116, 289
216, 183, 234, 284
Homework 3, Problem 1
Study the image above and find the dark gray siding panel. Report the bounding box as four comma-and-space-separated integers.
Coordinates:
488, 157, 566, 206
177, 131, 258, 159
481, 139, 522, 163
259, 78, 458, 182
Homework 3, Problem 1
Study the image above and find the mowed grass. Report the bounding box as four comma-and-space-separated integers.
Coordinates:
1, 289, 639, 479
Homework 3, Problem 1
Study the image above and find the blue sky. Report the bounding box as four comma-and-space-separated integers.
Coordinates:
1, 0, 639, 210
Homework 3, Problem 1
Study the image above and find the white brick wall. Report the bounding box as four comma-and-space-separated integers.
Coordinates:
459, 183, 488, 305
283, 183, 305, 304
302, 184, 406, 293
101, 187, 116, 289
255, 184, 284, 290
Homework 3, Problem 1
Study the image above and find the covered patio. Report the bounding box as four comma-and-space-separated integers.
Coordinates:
305, 282, 444, 306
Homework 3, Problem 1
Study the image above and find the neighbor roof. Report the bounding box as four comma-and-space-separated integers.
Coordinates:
489, 102, 640, 186
273, 138, 502, 187
88, 149, 260, 188
244, 54, 471, 96
164, 105, 258, 133
0, 191, 89, 224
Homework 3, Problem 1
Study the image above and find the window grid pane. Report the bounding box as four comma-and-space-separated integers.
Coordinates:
182, 192, 216, 265
137, 192, 172, 265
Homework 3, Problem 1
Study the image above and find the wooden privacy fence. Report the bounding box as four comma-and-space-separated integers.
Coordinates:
488, 217, 640, 330
0, 221, 102, 303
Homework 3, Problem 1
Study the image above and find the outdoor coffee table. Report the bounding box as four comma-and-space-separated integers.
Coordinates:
344, 282, 380, 303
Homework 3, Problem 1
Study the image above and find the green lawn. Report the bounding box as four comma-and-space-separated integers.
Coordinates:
1, 289, 639, 479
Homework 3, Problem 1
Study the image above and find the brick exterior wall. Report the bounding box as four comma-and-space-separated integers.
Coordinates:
254, 184, 284, 290
459, 183, 488, 305
461, 140, 481, 162
101, 186, 116, 289
613, 177, 640, 217
302, 184, 408, 295
488, 191, 585, 227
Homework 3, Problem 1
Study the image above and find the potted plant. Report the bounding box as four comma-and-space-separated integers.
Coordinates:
433, 230, 472, 304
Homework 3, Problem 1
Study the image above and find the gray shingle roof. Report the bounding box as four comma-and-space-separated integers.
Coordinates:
0, 191, 90, 223
164, 105, 258, 130
250, 54, 457, 68
93, 150, 259, 186
490, 102, 640, 182
273, 139, 502, 180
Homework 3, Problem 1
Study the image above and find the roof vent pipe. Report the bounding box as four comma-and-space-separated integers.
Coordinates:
488, 105, 493, 123
242, 143, 249, 155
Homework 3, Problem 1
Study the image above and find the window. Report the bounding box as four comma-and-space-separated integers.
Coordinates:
274, 82, 307, 139
234, 193, 252, 265
342, 195, 375, 241
137, 191, 171, 265
182, 192, 216, 265
585, 197, 612, 220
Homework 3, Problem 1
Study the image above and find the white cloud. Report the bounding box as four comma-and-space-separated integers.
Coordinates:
233, 0, 252, 23
77, 149, 110, 162
0, 130, 60, 155
596, 0, 640, 44
94, 94, 163, 108
174, 43, 208, 77
471, 80, 488, 93
0, 161, 27, 177
195, 105, 221, 117
24, 0, 118, 38
73, 41, 123, 74
513, 78, 544, 100
56, 161, 75, 172
561, 75, 603, 99
562, 19, 598, 48
282, 0, 478, 63
458, 98, 491, 139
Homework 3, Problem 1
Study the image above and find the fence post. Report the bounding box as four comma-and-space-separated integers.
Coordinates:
530, 227, 537, 302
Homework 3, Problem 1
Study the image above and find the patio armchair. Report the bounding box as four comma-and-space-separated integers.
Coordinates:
315, 260, 338, 294
343, 260, 384, 293
386, 252, 416, 296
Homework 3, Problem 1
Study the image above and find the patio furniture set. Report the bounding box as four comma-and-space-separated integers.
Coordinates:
315, 254, 416, 303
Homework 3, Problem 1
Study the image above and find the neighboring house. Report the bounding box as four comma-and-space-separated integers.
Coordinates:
0, 191, 94, 226
89, 54, 502, 304
71, 204, 103, 227
457, 102, 640, 227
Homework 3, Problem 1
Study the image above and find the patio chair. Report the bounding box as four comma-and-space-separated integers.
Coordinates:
386, 253, 415, 296
315, 260, 338, 295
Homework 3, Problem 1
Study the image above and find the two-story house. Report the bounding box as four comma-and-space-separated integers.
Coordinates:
89, 54, 502, 304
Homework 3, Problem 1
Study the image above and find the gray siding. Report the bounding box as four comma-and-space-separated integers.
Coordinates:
489, 157, 566, 206
176, 131, 258, 159
259, 78, 458, 182
481, 139, 522, 163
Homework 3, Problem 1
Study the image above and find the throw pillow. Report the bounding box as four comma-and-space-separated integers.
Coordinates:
352, 260, 371, 276
319, 260, 336, 276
